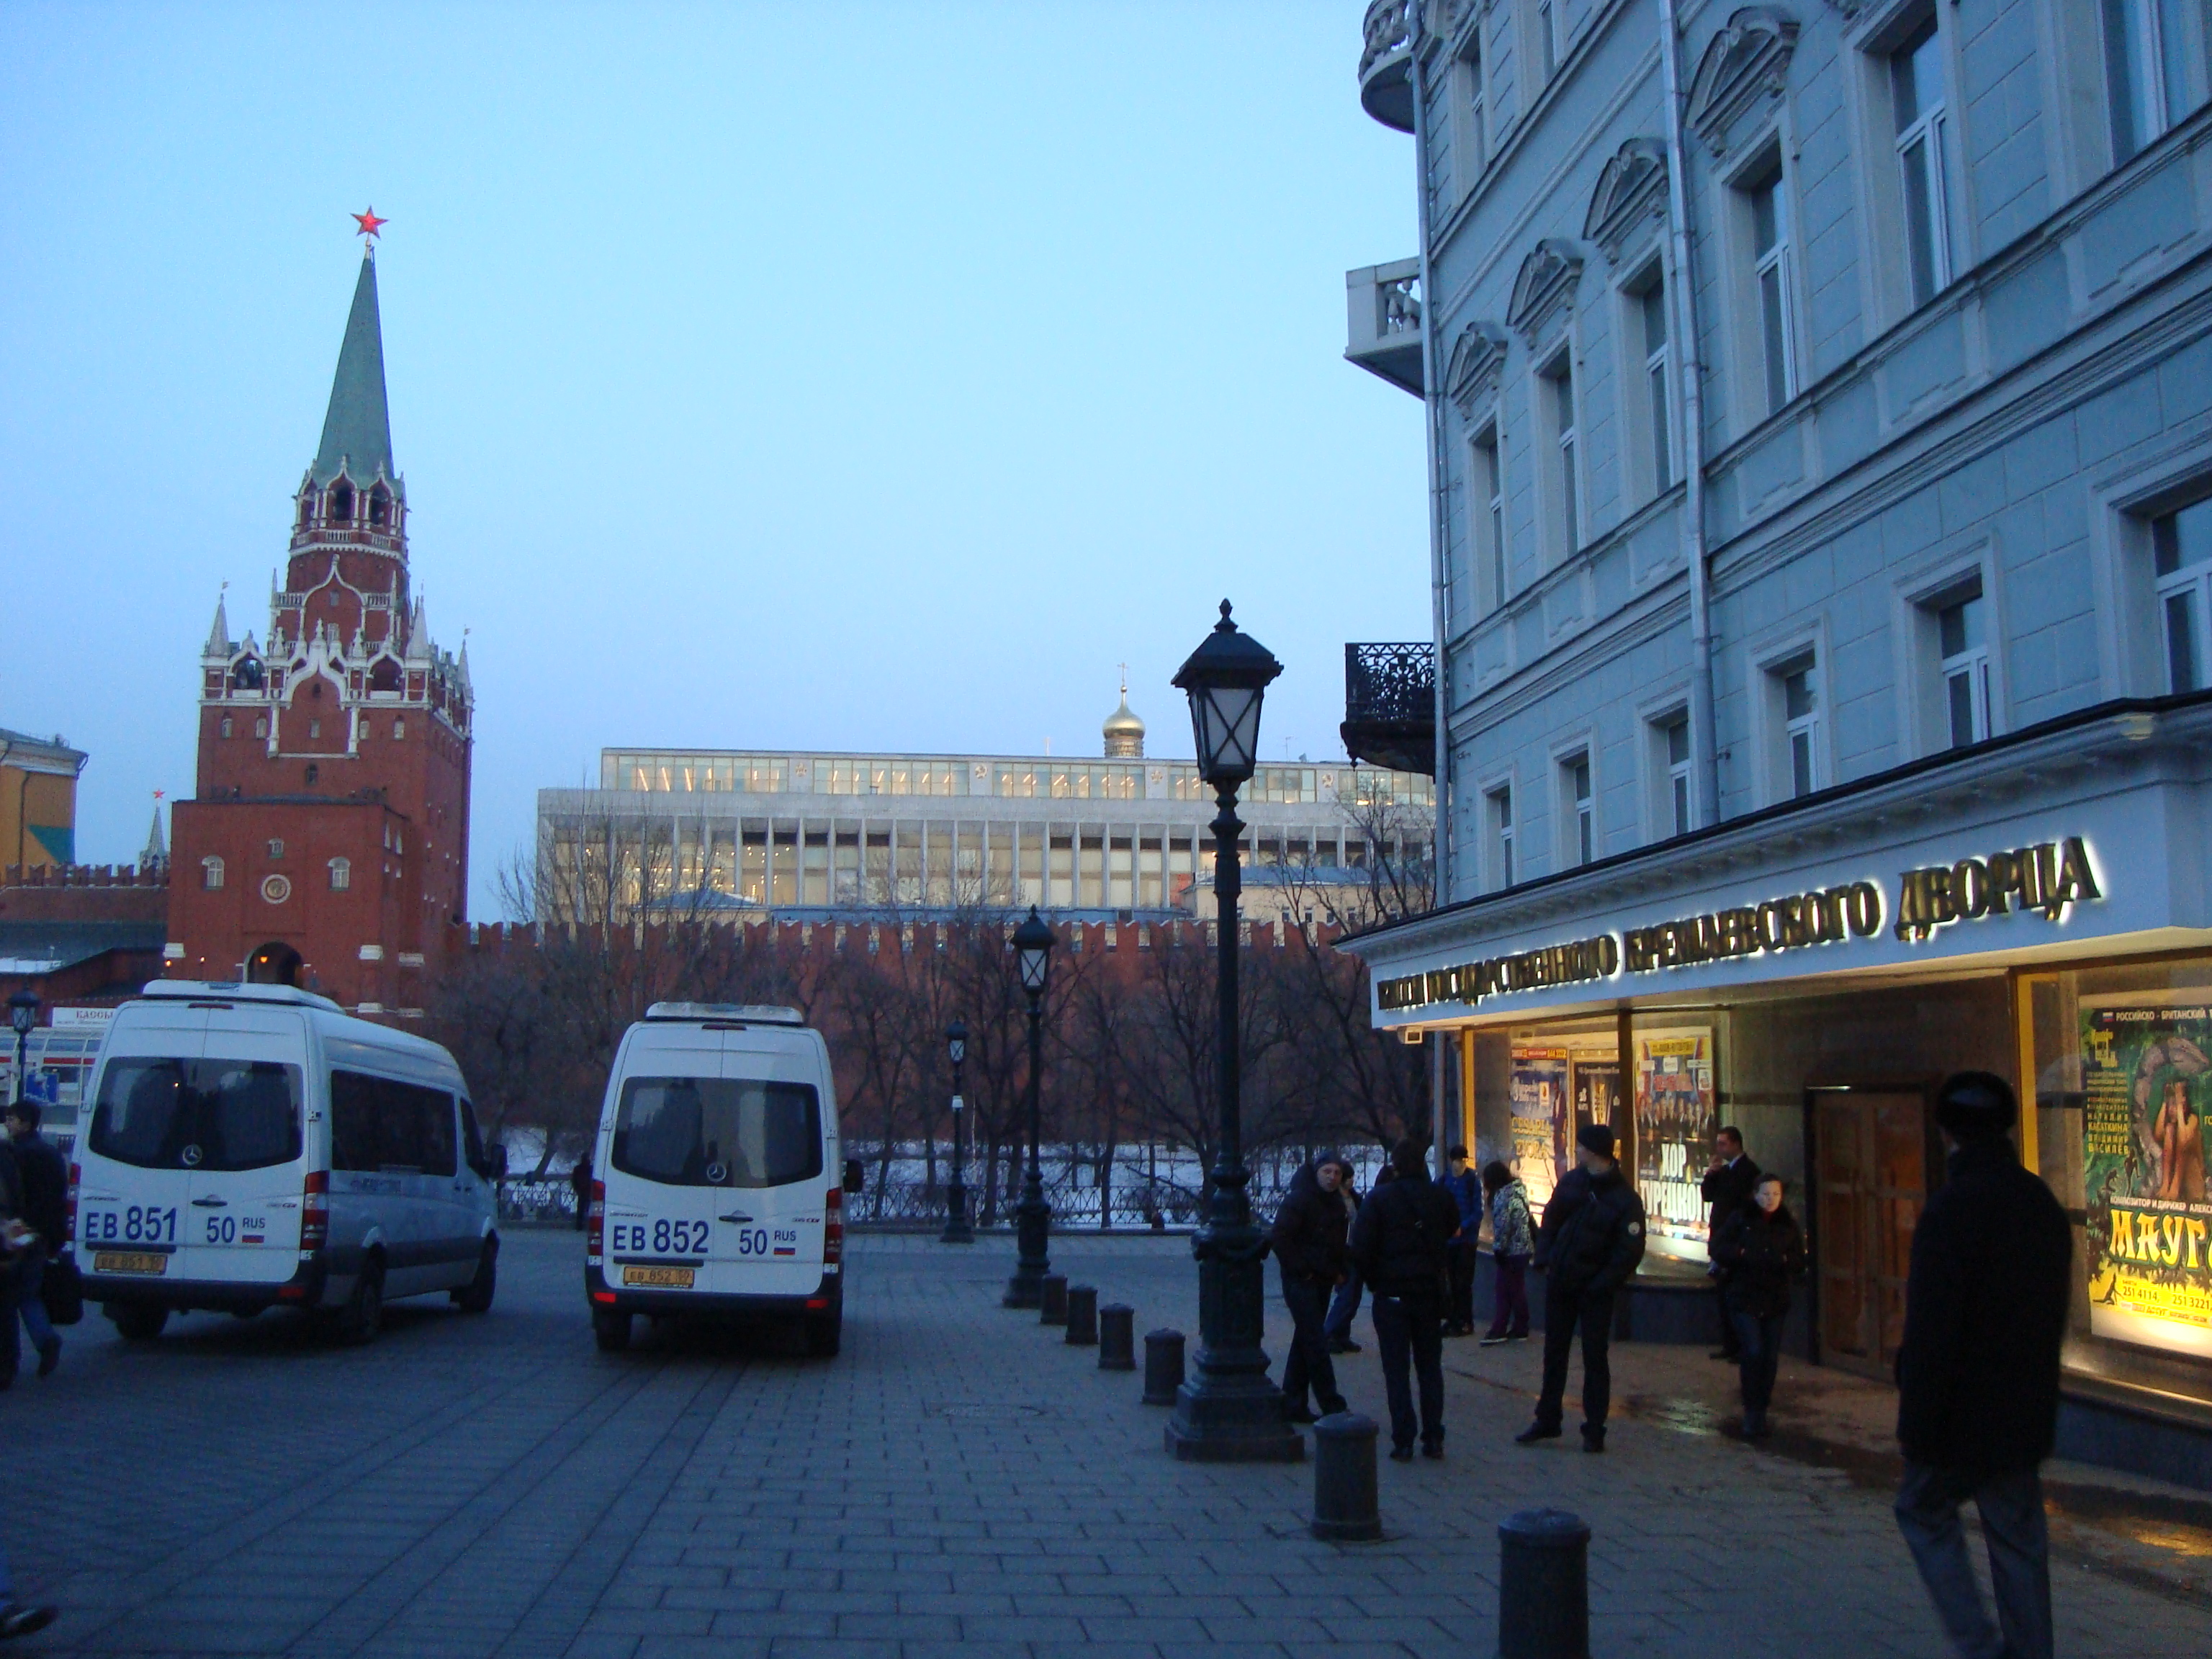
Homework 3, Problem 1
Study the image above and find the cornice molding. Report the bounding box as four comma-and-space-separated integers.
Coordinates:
1687, 7, 1799, 158
1506, 238, 1585, 345
1582, 138, 1669, 264
1444, 320, 1512, 415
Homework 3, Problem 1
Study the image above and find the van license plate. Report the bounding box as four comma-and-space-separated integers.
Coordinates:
622, 1266, 694, 1289
95, 1251, 168, 1276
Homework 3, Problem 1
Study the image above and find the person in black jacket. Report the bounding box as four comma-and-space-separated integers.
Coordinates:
0, 1135, 22, 1392
1269, 1154, 1352, 1424
4, 1102, 66, 1380
1349, 1138, 1458, 1460
1516, 1123, 1647, 1452
1894, 1071, 2071, 1659
1710, 1173, 1804, 1437
1701, 1127, 1760, 1361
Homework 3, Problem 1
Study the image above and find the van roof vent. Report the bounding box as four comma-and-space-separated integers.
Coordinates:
138, 980, 346, 1015
644, 1002, 806, 1026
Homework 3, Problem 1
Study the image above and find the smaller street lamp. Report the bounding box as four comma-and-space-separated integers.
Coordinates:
9, 991, 42, 1108
940, 1018, 974, 1244
1002, 907, 1056, 1307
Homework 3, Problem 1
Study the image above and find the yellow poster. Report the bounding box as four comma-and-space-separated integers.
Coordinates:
1634, 1028, 1714, 1261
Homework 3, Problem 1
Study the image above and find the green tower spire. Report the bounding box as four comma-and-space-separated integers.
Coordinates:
311, 251, 397, 493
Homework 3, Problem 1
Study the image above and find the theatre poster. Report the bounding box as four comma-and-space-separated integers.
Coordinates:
1509, 1046, 1570, 1215
1635, 1028, 1715, 1261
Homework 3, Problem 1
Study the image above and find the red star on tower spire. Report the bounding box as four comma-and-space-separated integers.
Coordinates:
351, 206, 388, 241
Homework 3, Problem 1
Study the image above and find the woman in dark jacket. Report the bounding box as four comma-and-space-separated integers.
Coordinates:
1709, 1174, 1806, 1438
1269, 1155, 1352, 1423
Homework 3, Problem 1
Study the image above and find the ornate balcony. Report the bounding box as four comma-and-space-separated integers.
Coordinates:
1345, 258, 1424, 395
1341, 642, 1435, 776
1358, 0, 1416, 132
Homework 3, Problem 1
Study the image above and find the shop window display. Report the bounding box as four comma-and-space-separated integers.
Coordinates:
1635, 1028, 1717, 1261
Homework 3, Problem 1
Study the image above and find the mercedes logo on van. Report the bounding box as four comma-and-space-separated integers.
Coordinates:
705, 1162, 728, 1185
181, 1144, 204, 1167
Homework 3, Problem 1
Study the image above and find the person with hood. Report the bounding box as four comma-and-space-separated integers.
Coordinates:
1269, 1153, 1352, 1424
1349, 1138, 1460, 1460
1709, 1172, 1804, 1437
1516, 1123, 1647, 1452
1440, 1144, 1483, 1336
1479, 1159, 1533, 1346
1894, 1071, 2072, 1659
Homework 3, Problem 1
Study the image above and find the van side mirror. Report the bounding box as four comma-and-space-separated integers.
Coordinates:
842, 1157, 865, 1195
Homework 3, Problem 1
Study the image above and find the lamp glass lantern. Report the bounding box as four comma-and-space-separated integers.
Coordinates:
8, 992, 37, 1038
946, 1019, 967, 1067
1013, 907, 1055, 995
1173, 601, 1283, 787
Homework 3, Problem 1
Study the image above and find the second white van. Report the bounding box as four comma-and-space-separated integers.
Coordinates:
585, 1003, 857, 1356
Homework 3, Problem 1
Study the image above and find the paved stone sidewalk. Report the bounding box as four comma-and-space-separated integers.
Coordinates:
4, 1229, 2206, 1657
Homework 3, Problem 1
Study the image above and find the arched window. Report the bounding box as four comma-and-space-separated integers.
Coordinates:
297, 495, 313, 528
201, 855, 225, 891
392, 718, 405, 740
368, 485, 392, 526
219, 715, 233, 739
253, 716, 269, 739
328, 857, 351, 891
330, 482, 354, 521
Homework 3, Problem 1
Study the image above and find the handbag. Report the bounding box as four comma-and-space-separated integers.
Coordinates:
40, 1251, 84, 1327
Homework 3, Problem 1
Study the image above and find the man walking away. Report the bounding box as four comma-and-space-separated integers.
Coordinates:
4, 1102, 66, 1378
0, 1537, 57, 1640
1480, 1160, 1533, 1346
1894, 1072, 2071, 1659
1517, 1123, 1647, 1452
1701, 1127, 1760, 1361
1349, 1138, 1458, 1461
1323, 1167, 1365, 1355
1440, 1144, 1482, 1336
1269, 1154, 1352, 1424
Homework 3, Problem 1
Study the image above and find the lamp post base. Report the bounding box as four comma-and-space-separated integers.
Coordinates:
1164, 1382, 1305, 1462
1164, 1221, 1303, 1462
1002, 1188, 1051, 1305
940, 1180, 974, 1244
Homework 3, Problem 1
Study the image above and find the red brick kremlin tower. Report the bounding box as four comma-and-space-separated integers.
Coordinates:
168, 218, 473, 1014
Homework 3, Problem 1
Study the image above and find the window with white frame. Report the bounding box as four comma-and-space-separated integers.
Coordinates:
1488, 785, 1515, 887
1563, 753, 1594, 866
1773, 655, 1820, 800
1744, 161, 1797, 417
328, 856, 351, 892
1639, 276, 1673, 493
1890, 14, 1954, 307
2105, 0, 2196, 165
1660, 712, 1692, 837
266, 838, 285, 860
2154, 495, 2212, 692
1473, 425, 1507, 608
1456, 36, 1485, 185
201, 855, 224, 891
1936, 584, 1993, 747
1543, 354, 1580, 557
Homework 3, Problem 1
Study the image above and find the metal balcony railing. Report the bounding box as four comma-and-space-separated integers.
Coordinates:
1341, 642, 1436, 776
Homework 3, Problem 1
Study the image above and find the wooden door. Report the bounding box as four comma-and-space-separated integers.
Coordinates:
1811, 1090, 1930, 1377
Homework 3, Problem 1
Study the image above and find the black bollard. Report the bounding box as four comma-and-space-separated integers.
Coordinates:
1065, 1285, 1098, 1345
1141, 1328, 1184, 1405
1308, 1412, 1382, 1541
1097, 1304, 1136, 1371
1040, 1274, 1069, 1326
1498, 1508, 1591, 1659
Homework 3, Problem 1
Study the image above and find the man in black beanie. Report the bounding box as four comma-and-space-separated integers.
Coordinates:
1894, 1071, 2071, 1659
1516, 1122, 1646, 1452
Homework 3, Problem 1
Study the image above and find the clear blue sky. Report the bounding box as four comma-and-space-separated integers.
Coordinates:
0, 1, 1424, 915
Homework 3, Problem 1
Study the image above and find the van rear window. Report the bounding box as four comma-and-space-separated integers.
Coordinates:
90, 1060, 304, 1172
612, 1078, 822, 1188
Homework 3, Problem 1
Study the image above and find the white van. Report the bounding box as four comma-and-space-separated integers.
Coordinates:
586, 1003, 858, 1356
72, 981, 501, 1343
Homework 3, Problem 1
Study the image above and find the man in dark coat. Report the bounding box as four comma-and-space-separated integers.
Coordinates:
1516, 1123, 1647, 1452
1349, 1138, 1459, 1460
0, 1133, 22, 1390
1701, 1126, 1760, 1360
1894, 1071, 2071, 1659
4, 1101, 66, 1379
1269, 1155, 1352, 1423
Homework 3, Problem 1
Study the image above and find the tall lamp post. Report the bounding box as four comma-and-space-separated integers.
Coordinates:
940, 1019, 974, 1244
1164, 601, 1301, 1462
9, 991, 40, 1107
1002, 907, 1056, 1306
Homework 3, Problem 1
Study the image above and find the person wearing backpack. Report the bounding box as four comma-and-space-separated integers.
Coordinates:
1349, 1138, 1460, 1460
1516, 1123, 1647, 1452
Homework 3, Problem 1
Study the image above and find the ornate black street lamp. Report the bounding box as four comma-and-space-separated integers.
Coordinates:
1002, 907, 1056, 1306
1164, 601, 1300, 1462
940, 1018, 974, 1244
9, 991, 40, 1107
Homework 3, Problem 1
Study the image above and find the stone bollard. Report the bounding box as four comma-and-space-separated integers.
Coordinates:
1308, 1412, 1382, 1541
1040, 1274, 1069, 1326
1142, 1328, 1184, 1405
1097, 1304, 1136, 1371
1498, 1508, 1591, 1659
1065, 1285, 1098, 1345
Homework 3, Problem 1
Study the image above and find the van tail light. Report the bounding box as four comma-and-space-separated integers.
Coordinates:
824, 1186, 843, 1266
66, 1161, 80, 1246
301, 1169, 329, 1252
587, 1179, 606, 1264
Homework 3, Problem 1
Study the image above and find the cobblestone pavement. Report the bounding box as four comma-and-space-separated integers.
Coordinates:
3, 1229, 2207, 1657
